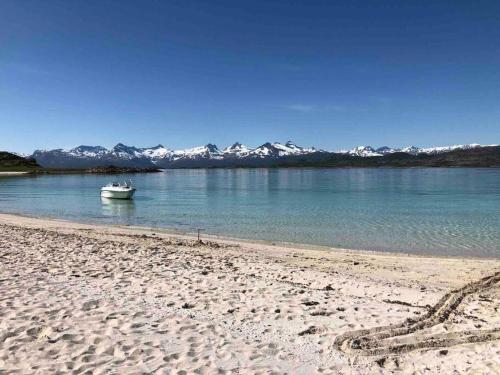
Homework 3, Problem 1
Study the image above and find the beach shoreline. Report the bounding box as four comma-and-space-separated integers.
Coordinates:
1, 211, 498, 261
0, 213, 498, 373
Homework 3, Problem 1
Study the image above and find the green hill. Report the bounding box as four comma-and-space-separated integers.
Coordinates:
0, 151, 39, 172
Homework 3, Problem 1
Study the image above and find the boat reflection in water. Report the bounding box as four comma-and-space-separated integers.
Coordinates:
101, 197, 136, 218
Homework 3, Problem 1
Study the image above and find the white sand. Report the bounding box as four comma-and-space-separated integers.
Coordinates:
0, 213, 498, 374
0, 172, 29, 176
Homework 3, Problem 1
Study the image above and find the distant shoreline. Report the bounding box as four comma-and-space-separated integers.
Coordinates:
31, 166, 162, 175
0, 167, 162, 175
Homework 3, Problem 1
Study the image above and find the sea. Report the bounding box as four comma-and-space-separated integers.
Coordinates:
0, 168, 499, 258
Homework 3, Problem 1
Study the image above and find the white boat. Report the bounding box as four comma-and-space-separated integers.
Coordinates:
101, 181, 136, 199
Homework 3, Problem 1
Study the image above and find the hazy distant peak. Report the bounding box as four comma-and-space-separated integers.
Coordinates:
112, 143, 138, 152
71, 145, 107, 152
224, 142, 243, 150
375, 146, 397, 154
205, 143, 220, 152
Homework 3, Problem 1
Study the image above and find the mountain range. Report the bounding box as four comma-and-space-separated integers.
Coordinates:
29, 142, 498, 168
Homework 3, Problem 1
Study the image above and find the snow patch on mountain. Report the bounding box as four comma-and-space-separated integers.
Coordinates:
11, 151, 30, 158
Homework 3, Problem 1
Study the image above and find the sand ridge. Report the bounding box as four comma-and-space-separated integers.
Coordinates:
334, 271, 500, 356
0, 213, 499, 374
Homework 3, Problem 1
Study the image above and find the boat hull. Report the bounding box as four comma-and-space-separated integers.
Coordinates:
100, 188, 136, 199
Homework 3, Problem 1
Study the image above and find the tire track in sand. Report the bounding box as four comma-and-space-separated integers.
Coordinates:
334, 270, 500, 356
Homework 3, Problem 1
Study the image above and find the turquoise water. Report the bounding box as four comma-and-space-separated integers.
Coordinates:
0, 168, 499, 257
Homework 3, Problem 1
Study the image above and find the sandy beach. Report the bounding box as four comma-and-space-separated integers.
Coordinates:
0, 213, 498, 374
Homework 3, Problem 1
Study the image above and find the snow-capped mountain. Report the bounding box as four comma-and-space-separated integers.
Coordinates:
419, 143, 485, 155
31, 141, 320, 168
136, 144, 172, 161
70, 145, 109, 157
374, 146, 397, 155
247, 141, 317, 158
170, 144, 223, 161
30, 142, 496, 168
223, 142, 252, 157
109, 143, 138, 159
399, 146, 422, 155
341, 143, 491, 157
345, 146, 384, 157
31, 144, 154, 168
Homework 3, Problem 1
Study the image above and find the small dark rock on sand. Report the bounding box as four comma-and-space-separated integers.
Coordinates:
298, 326, 324, 336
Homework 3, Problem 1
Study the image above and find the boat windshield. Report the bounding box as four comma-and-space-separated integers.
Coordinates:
104, 181, 133, 188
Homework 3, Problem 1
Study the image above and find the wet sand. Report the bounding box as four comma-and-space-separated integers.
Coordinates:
0, 213, 498, 374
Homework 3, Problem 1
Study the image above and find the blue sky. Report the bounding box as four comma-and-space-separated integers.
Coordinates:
1, 0, 499, 153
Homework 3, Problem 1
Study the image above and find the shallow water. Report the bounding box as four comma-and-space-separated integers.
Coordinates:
0, 168, 499, 257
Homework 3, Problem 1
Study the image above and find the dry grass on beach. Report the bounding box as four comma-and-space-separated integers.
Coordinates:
0, 213, 499, 374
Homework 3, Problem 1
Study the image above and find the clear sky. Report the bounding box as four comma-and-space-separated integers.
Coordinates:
1, 0, 499, 153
